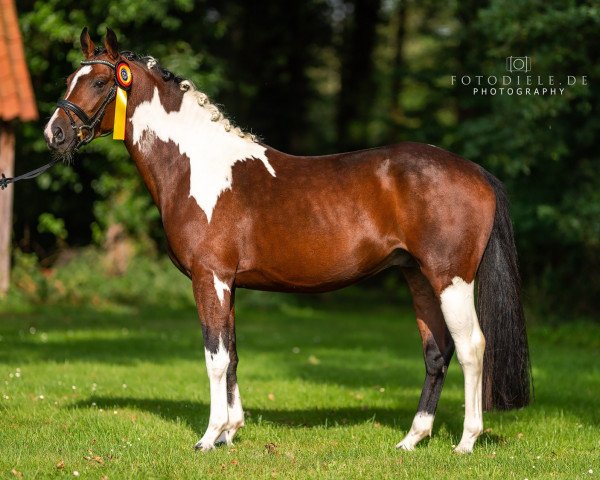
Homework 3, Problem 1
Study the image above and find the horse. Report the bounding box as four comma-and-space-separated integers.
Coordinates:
43, 28, 531, 453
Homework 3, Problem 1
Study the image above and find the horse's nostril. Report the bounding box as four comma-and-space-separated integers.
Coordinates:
53, 126, 65, 144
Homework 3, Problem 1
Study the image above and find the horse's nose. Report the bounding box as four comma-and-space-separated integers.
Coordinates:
52, 126, 65, 145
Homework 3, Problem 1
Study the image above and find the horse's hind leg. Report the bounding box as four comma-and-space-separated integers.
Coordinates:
397, 267, 454, 450
437, 275, 485, 453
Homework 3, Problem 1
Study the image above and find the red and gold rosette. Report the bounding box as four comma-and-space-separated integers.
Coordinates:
113, 62, 132, 140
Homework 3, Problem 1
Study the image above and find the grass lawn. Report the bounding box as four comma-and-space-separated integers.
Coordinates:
0, 290, 598, 479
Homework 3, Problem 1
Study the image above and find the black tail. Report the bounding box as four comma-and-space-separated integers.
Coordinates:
477, 171, 532, 411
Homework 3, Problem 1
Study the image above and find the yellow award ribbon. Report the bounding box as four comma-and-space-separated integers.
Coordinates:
113, 87, 128, 140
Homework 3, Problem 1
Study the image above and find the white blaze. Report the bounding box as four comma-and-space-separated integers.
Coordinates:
130, 87, 276, 222
44, 65, 93, 142
44, 109, 60, 143
66, 65, 92, 97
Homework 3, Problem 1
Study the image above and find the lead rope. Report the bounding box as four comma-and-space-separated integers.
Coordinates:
0, 158, 62, 190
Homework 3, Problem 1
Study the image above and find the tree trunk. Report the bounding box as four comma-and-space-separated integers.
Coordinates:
389, 0, 407, 127
0, 122, 15, 296
336, 0, 382, 150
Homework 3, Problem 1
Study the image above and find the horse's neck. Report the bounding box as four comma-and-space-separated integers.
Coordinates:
122, 79, 185, 210
123, 78, 273, 220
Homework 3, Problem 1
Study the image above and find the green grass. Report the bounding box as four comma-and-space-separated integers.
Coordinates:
0, 292, 598, 479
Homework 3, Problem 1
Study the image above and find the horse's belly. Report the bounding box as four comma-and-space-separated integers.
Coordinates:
235, 241, 412, 293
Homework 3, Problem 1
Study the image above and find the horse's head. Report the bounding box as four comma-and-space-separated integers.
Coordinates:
44, 27, 130, 156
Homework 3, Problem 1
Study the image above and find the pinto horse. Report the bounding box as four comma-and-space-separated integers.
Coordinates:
43, 28, 531, 453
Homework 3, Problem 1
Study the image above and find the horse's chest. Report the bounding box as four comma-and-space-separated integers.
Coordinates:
131, 87, 276, 224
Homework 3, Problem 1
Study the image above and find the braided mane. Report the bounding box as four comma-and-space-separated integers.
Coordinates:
92, 47, 256, 141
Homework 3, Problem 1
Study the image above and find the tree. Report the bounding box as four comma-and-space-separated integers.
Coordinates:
7, 0, 600, 316
452, 0, 600, 313
336, 0, 382, 150
0, 0, 38, 295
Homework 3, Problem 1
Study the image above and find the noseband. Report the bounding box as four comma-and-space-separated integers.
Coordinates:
56, 59, 117, 149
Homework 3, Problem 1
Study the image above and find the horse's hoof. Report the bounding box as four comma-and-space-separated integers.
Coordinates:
194, 440, 215, 452
453, 444, 473, 454
215, 431, 228, 445
395, 440, 415, 451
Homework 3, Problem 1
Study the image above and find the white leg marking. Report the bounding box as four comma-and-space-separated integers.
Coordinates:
439, 277, 485, 454
396, 412, 434, 451
196, 336, 230, 451
212, 273, 231, 306
225, 383, 245, 444
130, 87, 276, 222
215, 383, 245, 445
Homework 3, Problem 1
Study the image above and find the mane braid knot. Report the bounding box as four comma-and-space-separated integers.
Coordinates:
177, 80, 256, 141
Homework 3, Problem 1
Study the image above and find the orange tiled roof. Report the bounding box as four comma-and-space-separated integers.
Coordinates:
0, 0, 38, 122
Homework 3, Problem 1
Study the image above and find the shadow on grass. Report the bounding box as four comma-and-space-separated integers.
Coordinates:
4, 301, 600, 431
70, 395, 500, 446
0, 302, 422, 375
0, 305, 202, 364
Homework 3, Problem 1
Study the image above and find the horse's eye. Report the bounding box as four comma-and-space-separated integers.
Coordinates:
93, 79, 107, 89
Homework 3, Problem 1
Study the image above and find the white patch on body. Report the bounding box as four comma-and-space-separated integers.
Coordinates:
439, 277, 485, 454
376, 158, 393, 191
130, 87, 276, 222
197, 336, 230, 450
213, 273, 231, 306
396, 412, 434, 451
137, 130, 157, 156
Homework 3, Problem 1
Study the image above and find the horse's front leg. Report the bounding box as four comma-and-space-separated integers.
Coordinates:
192, 268, 239, 451
215, 304, 245, 445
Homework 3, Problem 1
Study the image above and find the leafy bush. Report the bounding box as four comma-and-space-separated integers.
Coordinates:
9, 248, 195, 310
5, 248, 302, 313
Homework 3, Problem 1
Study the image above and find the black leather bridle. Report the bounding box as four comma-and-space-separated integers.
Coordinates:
56, 59, 118, 150
1, 59, 125, 190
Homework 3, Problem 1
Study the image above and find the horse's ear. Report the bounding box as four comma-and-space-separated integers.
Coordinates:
80, 27, 95, 59
104, 28, 119, 60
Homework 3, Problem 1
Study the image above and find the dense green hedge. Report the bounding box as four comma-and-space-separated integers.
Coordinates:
10, 0, 599, 316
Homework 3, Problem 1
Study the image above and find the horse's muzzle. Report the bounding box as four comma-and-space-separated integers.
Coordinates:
44, 113, 75, 153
